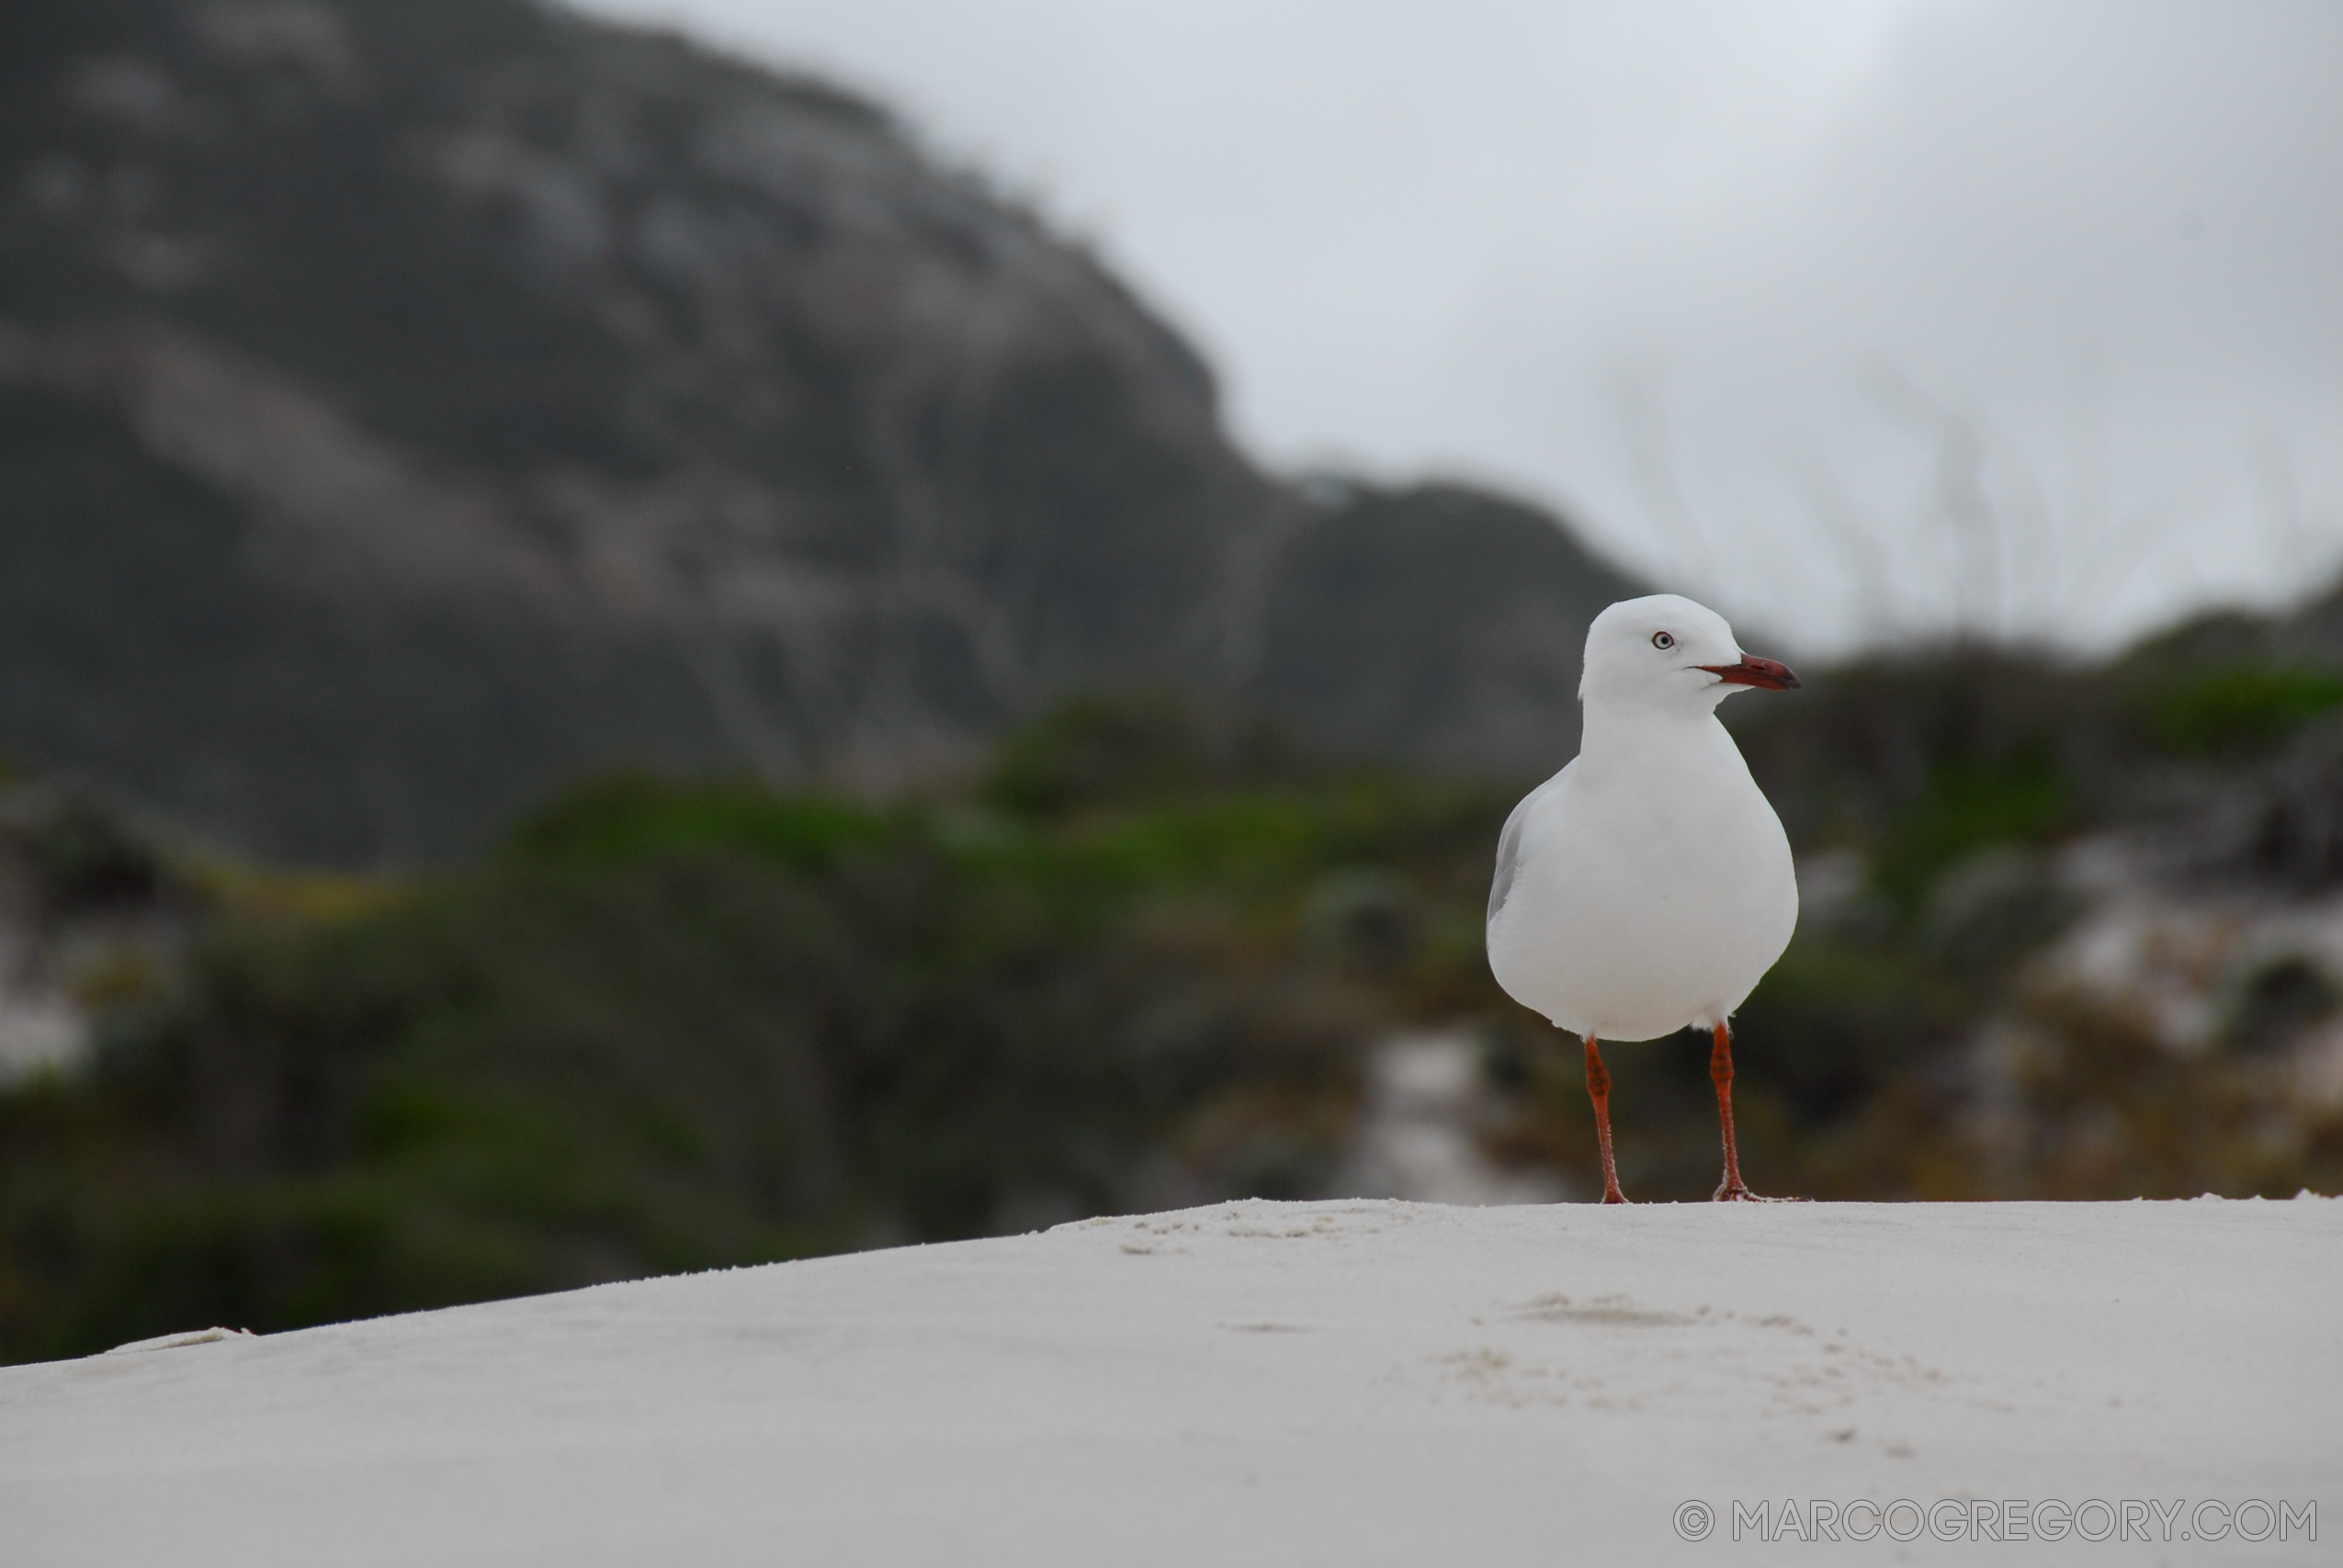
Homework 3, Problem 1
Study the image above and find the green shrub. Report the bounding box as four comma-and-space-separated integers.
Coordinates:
2141, 666, 2343, 756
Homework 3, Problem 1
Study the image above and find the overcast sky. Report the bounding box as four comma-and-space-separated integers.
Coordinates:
572, 0, 2342, 654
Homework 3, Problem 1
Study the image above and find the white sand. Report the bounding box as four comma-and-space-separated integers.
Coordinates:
3, 1198, 2334, 1565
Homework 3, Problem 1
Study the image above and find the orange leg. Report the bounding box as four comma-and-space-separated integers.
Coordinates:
1710, 1021, 1765, 1201
1583, 1034, 1629, 1204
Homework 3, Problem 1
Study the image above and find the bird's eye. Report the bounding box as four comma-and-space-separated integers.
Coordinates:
1651, 631, 1675, 650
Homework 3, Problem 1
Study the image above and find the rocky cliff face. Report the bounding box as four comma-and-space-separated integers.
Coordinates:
0, 0, 1641, 863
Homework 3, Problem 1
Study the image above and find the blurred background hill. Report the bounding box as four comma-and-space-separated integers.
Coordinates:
0, 0, 1636, 864
1, 1, 2338, 1365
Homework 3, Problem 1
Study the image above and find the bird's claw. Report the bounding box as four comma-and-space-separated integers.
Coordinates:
1714, 1182, 1807, 1202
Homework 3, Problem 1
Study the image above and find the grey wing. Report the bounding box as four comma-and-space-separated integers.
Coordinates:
1486, 787, 1535, 928
1488, 765, 1570, 928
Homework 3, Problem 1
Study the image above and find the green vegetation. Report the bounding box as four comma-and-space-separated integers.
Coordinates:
2141, 665, 2343, 757
0, 707, 1500, 1362
1867, 761, 2077, 909
6, 667, 2342, 1367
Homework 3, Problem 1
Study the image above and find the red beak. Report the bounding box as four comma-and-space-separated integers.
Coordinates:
1699, 655, 1801, 691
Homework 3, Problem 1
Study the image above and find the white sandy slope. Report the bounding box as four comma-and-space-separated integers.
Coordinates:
2, 1199, 2335, 1566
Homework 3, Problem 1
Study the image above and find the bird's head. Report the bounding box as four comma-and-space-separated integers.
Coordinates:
1579, 593, 1800, 717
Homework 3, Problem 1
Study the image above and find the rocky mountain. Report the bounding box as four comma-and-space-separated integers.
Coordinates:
0, 0, 1644, 864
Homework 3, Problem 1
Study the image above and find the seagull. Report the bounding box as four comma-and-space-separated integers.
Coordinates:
1486, 594, 1801, 1203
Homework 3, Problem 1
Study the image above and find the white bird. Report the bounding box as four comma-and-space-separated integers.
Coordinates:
1486, 593, 1801, 1202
